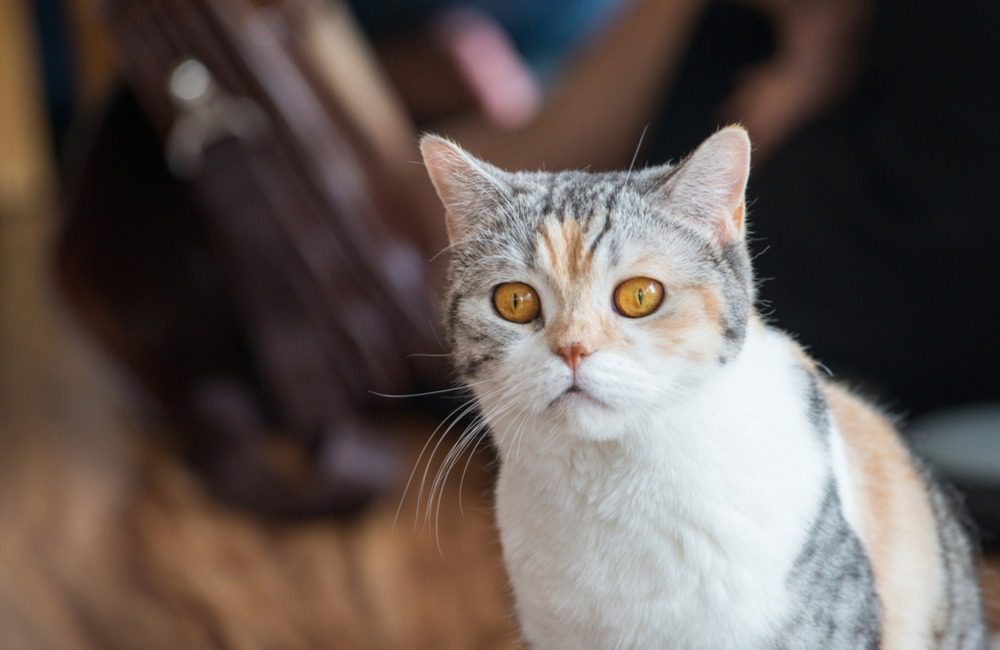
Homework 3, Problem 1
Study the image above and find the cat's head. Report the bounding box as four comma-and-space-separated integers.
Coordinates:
421, 128, 754, 444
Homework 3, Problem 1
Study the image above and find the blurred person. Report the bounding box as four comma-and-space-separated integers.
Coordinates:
347, 0, 628, 127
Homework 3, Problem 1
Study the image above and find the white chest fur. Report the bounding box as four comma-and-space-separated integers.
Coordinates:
492, 327, 832, 649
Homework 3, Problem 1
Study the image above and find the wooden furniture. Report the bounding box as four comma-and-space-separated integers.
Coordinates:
0, 0, 55, 218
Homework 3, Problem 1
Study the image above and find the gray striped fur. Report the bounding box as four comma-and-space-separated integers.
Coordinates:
777, 481, 881, 649
922, 465, 989, 649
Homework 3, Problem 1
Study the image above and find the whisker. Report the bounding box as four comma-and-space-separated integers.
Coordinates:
428, 233, 502, 262
417, 385, 518, 525
457, 428, 491, 518
624, 123, 650, 185
392, 374, 505, 531
417, 399, 488, 531
393, 396, 477, 531
370, 377, 491, 400
435, 392, 518, 518
425, 382, 525, 549
428, 413, 487, 524
432, 423, 490, 550
513, 409, 536, 464
502, 402, 532, 470
533, 417, 563, 458
415, 380, 510, 530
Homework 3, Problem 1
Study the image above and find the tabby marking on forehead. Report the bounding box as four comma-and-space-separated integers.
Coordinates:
536, 217, 623, 354
537, 218, 596, 286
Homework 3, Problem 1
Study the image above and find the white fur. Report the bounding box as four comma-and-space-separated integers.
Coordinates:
829, 423, 863, 540
480, 321, 831, 649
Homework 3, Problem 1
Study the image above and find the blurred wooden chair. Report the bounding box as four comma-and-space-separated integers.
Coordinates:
56, 0, 446, 517
0, 0, 56, 219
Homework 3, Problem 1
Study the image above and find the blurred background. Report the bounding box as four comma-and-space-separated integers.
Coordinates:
1, 0, 998, 647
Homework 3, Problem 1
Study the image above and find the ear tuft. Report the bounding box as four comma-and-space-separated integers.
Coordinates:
420, 135, 508, 244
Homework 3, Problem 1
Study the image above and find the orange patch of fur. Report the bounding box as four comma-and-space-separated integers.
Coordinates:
732, 203, 745, 230
538, 220, 615, 355
695, 286, 723, 323
790, 343, 818, 374
539, 226, 558, 272
538, 220, 594, 286
714, 202, 745, 243
545, 311, 621, 356
650, 285, 724, 361
564, 222, 587, 280
825, 382, 944, 648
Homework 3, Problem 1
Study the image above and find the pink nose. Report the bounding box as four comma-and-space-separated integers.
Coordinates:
556, 343, 590, 372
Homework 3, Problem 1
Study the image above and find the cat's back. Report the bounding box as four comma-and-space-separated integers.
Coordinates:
824, 381, 988, 648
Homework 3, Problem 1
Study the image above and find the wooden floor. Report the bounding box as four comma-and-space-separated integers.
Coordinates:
0, 198, 522, 648
0, 206, 996, 649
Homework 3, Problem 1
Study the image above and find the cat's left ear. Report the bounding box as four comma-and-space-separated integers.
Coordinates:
655, 126, 751, 242
420, 135, 511, 245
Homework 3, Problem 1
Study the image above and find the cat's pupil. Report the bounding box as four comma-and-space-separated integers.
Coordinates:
512, 293, 520, 311
637, 288, 644, 305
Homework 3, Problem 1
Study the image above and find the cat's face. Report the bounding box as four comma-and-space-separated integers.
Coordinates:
422, 128, 754, 444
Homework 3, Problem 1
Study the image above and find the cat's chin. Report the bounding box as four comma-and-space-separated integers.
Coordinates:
547, 392, 634, 441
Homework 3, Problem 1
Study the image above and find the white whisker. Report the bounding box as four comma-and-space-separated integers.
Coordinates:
624, 123, 650, 185
370, 377, 491, 400
414, 379, 510, 532
426, 382, 524, 553
393, 396, 477, 531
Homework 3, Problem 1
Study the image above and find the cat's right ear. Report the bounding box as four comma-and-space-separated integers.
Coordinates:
420, 135, 510, 244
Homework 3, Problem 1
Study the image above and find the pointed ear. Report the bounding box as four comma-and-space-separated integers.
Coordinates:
658, 126, 751, 241
420, 135, 510, 244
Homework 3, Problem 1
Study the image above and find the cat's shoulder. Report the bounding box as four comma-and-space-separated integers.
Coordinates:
758, 318, 912, 474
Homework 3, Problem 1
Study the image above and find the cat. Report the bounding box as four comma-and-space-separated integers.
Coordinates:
419, 126, 988, 649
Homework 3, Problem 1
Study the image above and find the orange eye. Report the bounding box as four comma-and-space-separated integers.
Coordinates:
613, 277, 664, 318
494, 282, 541, 323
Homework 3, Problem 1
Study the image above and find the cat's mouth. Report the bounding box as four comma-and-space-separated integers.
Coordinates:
550, 385, 609, 409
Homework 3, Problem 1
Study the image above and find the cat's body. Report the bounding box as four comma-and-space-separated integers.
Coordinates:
421, 128, 987, 649
495, 320, 979, 649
